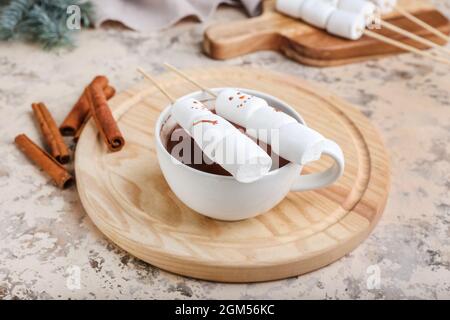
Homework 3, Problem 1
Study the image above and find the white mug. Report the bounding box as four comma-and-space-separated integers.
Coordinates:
155, 88, 345, 221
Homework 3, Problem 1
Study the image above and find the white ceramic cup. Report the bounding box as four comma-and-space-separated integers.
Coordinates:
155, 88, 345, 221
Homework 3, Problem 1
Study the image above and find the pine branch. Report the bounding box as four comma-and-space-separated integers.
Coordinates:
19, 3, 72, 49
0, 0, 94, 49
39, 0, 94, 26
0, 0, 34, 40
79, 1, 94, 28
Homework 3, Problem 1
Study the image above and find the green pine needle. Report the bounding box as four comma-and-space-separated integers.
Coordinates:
20, 4, 72, 49
0, 0, 95, 49
0, 0, 33, 40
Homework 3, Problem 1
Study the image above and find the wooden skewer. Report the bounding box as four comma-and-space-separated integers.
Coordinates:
395, 6, 450, 43
363, 29, 450, 66
137, 67, 176, 103
379, 20, 450, 58
163, 63, 217, 98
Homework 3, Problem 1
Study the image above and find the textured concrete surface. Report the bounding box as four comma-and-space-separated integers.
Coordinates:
0, 3, 449, 299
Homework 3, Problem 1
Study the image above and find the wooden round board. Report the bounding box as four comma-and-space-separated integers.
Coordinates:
75, 67, 390, 282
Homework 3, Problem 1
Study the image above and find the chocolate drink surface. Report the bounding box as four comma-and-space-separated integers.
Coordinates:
165, 113, 290, 176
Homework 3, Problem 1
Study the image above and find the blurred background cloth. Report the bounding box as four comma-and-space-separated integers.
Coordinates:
92, 0, 262, 31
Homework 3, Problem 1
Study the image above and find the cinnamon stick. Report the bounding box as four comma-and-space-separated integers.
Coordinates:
32, 102, 70, 164
104, 86, 116, 100
72, 86, 116, 143
15, 134, 74, 189
59, 76, 115, 136
87, 83, 125, 152
73, 112, 89, 143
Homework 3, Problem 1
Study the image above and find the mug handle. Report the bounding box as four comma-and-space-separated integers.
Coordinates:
290, 140, 345, 192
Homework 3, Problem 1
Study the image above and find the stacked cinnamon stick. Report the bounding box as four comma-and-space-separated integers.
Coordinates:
15, 75, 124, 189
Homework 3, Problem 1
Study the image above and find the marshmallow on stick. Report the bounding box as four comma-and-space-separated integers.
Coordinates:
215, 89, 331, 165
276, 0, 306, 18
334, 0, 450, 59
326, 9, 366, 40
300, 0, 336, 28
276, 0, 363, 40
337, 0, 377, 24
375, 0, 449, 43
277, 0, 337, 28
171, 97, 272, 183
275, 2, 450, 65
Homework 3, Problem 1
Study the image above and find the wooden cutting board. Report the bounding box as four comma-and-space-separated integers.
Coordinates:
203, 0, 450, 66
75, 67, 390, 282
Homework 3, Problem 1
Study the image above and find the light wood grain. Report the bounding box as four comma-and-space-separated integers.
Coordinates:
75, 67, 390, 282
203, 0, 450, 67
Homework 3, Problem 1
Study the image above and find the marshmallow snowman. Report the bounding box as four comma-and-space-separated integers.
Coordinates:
171, 97, 211, 129
171, 97, 272, 183
215, 89, 269, 124
216, 89, 297, 144
215, 89, 336, 165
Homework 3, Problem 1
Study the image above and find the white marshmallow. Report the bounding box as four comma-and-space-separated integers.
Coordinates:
276, 123, 327, 165
213, 133, 273, 183
171, 98, 211, 130
215, 90, 333, 166
215, 90, 297, 145
215, 90, 343, 168
369, 0, 397, 14
326, 10, 366, 40
190, 113, 235, 152
275, 0, 306, 19
215, 88, 268, 126
322, 0, 339, 6
300, 0, 336, 28
172, 98, 272, 183
246, 107, 297, 144
338, 0, 376, 24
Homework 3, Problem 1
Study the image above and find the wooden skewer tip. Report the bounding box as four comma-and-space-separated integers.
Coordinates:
162, 62, 217, 98
137, 67, 176, 103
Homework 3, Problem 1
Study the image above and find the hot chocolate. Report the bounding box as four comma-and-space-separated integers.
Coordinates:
155, 88, 345, 220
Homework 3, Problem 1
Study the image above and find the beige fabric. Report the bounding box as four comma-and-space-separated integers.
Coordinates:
92, 0, 262, 31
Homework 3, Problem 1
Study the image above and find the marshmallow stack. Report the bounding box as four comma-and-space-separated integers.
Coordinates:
215, 89, 332, 165
276, 0, 367, 40
171, 97, 272, 183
